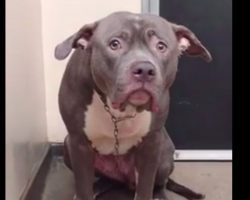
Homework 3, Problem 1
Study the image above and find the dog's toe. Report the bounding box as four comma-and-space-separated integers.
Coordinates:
73, 194, 82, 200
192, 193, 206, 200
197, 194, 206, 199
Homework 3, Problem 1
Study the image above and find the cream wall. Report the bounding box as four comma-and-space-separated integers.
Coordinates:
41, 0, 141, 142
6, 0, 141, 198
6, 0, 48, 199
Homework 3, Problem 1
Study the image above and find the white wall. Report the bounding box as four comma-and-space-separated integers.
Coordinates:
41, 0, 141, 142
6, 0, 48, 199
6, 0, 141, 198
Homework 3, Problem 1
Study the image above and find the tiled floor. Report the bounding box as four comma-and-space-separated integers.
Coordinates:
40, 157, 232, 200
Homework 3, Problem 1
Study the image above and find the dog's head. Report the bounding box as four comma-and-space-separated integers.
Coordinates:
55, 12, 212, 112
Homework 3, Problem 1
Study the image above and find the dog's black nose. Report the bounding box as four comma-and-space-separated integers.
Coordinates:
131, 62, 156, 82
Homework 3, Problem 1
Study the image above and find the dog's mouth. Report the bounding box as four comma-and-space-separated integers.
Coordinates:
128, 90, 151, 106
111, 87, 159, 113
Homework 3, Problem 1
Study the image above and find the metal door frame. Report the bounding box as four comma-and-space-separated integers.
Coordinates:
141, 0, 232, 161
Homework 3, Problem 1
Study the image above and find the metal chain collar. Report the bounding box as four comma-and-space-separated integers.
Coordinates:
99, 95, 136, 155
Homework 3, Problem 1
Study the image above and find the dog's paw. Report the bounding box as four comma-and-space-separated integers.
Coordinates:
73, 194, 97, 200
73, 195, 86, 200
153, 198, 166, 200
194, 193, 206, 199
73, 195, 79, 200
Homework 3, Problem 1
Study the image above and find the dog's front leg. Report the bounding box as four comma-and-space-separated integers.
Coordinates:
134, 132, 161, 200
68, 134, 95, 200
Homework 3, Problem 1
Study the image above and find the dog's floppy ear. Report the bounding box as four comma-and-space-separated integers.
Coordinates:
171, 23, 212, 62
54, 22, 98, 60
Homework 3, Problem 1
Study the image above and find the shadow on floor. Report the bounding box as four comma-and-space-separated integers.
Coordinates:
40, 157, 232, 200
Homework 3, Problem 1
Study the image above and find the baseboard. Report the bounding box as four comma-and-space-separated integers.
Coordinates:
49, 143, 232, 161
50, 142, 64, 156
21, 144, 52, 200
174, 150, 232, 161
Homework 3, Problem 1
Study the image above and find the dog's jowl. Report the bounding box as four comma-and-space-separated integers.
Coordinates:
55, 12, 212, 200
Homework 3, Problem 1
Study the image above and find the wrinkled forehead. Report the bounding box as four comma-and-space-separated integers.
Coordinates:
94, 12, 176, 43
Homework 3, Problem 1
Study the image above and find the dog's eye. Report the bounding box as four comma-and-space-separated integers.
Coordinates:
109, 39, 121, 50
156, 42, 167, 53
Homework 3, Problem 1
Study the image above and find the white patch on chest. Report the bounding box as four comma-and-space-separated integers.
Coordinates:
84, 91, 152, 155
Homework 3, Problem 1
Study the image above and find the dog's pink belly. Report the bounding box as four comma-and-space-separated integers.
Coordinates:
94, 152, 136, 187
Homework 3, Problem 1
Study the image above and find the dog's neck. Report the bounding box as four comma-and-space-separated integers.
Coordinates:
93, 84, 138, 119
84, 90, 152, 155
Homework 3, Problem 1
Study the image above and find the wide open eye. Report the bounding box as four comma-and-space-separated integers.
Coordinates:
109, 39, 121, 50
156, 41, 167, 53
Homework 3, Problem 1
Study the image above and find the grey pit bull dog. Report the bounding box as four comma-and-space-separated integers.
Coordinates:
54, 12, 212, 200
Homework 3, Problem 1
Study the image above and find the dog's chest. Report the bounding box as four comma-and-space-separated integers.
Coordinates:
83, 91, 152, 155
